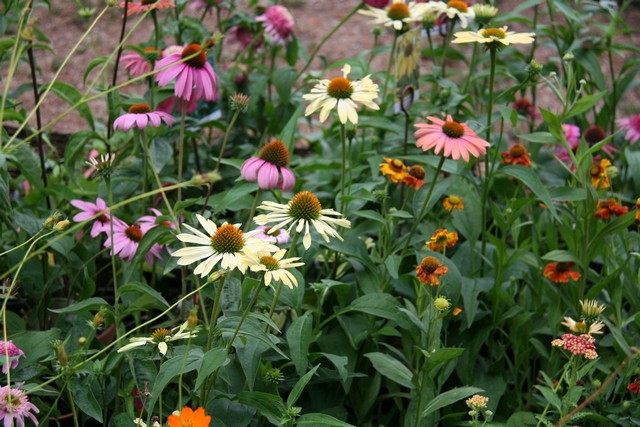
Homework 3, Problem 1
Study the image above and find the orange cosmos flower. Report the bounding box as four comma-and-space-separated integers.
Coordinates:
416, 256, 448, 286
443, 194, 464, 211
501, 144, 532, 167
452, 307, 463, 316
543, 262, 581, 283
589, 159, 611, 189
426, 228, 458, 251
380, 158, 408, 183
403, 165, 425, 190
168, 407, 211, 427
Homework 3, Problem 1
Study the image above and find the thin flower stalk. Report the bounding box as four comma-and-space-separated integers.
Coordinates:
382, 31, 399, 101
297, 3, 362, 79
215, 109, 241, 171
267, 231, 299, 319
107, 0, 130, 147
402, 156, 446, 253
104, 175, 122, 340
225, 284, 264, 353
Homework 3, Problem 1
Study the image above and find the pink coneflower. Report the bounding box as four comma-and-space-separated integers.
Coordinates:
113, 104, 174, 132
120, 47, 162, 77
256, 5, 294, 46
364, 0, 391, 7
157, 95, 200, 115
104, 219, 162, 265
155, 44, 219, 102
617, 115, 640, 144
253, 225, 290, 245
71, 197, 114, 238
120, 0, 175, 16
414, 115, 490, 162
512, 98, 539, 120
562, 123, 581, 149
0, 385, 39, 427
138, 208, 176, 233
229, 25, 263, 50
83, 149, 100, 179
240, 140, 295, 191
0, 341, 25, 374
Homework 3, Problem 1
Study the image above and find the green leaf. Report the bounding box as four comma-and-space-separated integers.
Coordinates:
280, 103, 303, 153
123, 225, 173, 283
346, 294, 414, 331
8, 144, 44, 189
0, 174, 12, 215
565, 91, 607, 119
296, 413, 356, 426
287, 312, 313, 376
541, 250, 580, 264
48, 297, 110, 314
238, 391, 286, 426
149, 137, 173, 172
45, 81, 94, 129
517, 132, 556, 144
273, 66, 297, 104
498, 166, 557, 219
384, 255, 401, 279
195, 348, 227, 390
83, 56, 112, 85
71, 374, 103, 423
118, 281, 170, 308
534, 385, 562, 412
364, 352, 414, 389
424, 347, 465, 373
422, 386, 484, 416
148, 349, 204, 413
287, 364, 319, 408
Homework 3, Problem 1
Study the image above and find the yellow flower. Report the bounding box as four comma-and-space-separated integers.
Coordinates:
426, 228, 458, 251
380, 158, 408, 183
590, 159, 611, 189
358, 0, 431, 32
452, 26, 535, 47
443, 195, 464, 211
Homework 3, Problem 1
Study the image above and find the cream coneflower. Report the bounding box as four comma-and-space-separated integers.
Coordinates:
245, 248, 304, 288
430, 0, 475, 29
303, 64, 379, 125
253, 191, 351, 250
171, 215, 275, 277
452, 26, 535, 47
358, 0, 430, 32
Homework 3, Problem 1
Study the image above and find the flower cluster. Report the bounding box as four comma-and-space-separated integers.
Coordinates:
551, 333, 598, 359
543, 262, 581, 283
416, 256, 447, 286
379, 158, 425, 189
426, 228, 458, 252
594, 198, 628, 220
0, 385, 39, 427
71, 199, 172, 265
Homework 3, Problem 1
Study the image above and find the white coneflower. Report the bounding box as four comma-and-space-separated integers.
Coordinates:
117, 321, 196, 356
245, 248, 304, 288
430, 0, 475, 29
358, 0, 430, 32
303, 64, 379, 125
253, 191, 351, 250
452, 26, 535, 47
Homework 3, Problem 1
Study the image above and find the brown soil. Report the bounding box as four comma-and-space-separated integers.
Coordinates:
3, 0, 639, 136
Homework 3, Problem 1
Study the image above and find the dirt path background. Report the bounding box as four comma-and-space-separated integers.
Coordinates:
4, 0, 639, 136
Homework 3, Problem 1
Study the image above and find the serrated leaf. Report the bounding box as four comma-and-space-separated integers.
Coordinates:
364, 352, 414, 389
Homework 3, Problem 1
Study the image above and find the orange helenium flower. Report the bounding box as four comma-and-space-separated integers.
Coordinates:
403, 165, 425, 189
501, 144, 531, 167
594, 198, 628, 220
589, 159, 611, 189
416, 256, 448, 286
168, 406, 211, 427
380, 158, 408, 183
426, 229, 458, 251
443, 195, 464, 211
120, 0, 175, 16
543, 262, 581, 283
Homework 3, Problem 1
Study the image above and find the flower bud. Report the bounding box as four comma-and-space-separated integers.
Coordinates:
434, 296, 451, 312
77, 337, 87, 346
187, 309, 198, 330
92, 307, 108, 329
53, 219, 70, 232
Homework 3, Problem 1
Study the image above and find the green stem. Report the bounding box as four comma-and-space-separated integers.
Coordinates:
151, 9, 160, 50
177, 100, 187, 208
382, 31, 398, 102
245, 189, 262, 232
339, 123, 347, 214
215, 110, 240, 172
66, 375, 80, 427
139, 130, 148, 198
178, 334, 193, 409
0, 230, 42, 257
480, 48, 497, 273
296, 2, 362, 79
105, 176, 121, 340
461, 43, 478, 95
439, 21, 454, 78
226, 284, 264, 353
401, 156, 446, 254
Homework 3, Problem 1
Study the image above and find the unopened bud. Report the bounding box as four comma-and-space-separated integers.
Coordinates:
606, 166, 618, 179
92, 307, 108, 329
563, 52, 574, 62
191, 171, 221, 186
187, 309, 198, 330
229, 93, 250, 113
77, 337, 87, 346
53, 219, 70, 232
346, 128, 356, 142
43, 212, 63, 229
434, 296, 451, 312
527, 59, 543, 81
203, 33, 224, 49
56, 342, 68, 366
